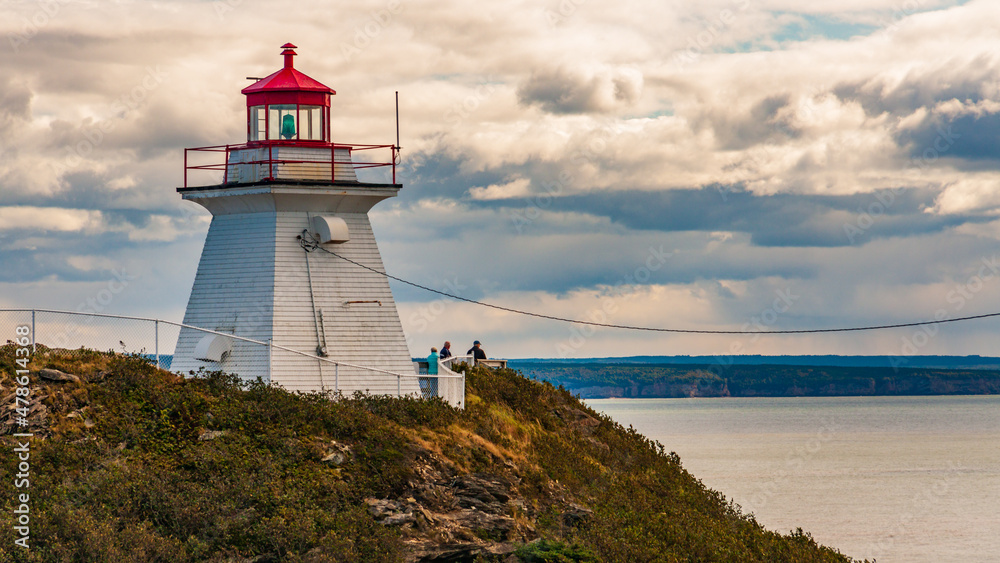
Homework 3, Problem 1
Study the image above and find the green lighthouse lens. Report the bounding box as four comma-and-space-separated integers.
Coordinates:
280, 114, 296, 139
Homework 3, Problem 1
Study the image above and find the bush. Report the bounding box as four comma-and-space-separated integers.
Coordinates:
515, 539, 598, 562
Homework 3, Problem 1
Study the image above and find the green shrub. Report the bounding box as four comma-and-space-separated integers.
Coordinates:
514, 539, 598, 562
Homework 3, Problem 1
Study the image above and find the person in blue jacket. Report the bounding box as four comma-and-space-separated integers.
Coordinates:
439, 341, 453, 359
427, 347, 439, 375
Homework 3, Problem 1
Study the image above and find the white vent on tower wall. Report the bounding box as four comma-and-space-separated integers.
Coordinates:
311, 215, 350, 244
193, 334, 232, 362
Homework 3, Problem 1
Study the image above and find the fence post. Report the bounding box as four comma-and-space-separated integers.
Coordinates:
397, 374, 401, 398
335, 363, 339, 394
154, 320, 160, 369
267, 338, 273, 383
31, 310, 36, 353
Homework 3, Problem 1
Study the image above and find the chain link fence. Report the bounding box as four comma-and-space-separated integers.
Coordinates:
0, 309, 464, 407
0, 309, 179, 369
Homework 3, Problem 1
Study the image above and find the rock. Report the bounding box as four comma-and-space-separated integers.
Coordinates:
413, 543, 482, 562
321, 452, 346, 465
198, 430, 229, 441
0, 399, 49, 436
365, 498, 417, 526
452, 474, 512, 514
382, 512, 416, 526
366, 498, 403, 518
321, 440, 352, 465
561, 503, 593, 527
416, 505, 437, 524
37, 368, 80, 383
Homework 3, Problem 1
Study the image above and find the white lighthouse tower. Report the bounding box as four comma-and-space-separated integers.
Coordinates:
171, 44, 419, 397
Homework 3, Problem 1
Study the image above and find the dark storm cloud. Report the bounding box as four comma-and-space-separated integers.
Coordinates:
118, 100, 228, 160
0, 230, 124, 283
7, 29, 196, 97
0, 77, 31, 133
473, 185, 983, 248
516, 66, 642, 114
382, 220, 819, 302
898, 110, 1000, 163
833, 54, 1000, 118
0, 169, 176, 212
42, 98, 220, 164
397, 155, 509, 204
0, 207, 200, 284
693, 94, 800, 150
397, 151, 987, 249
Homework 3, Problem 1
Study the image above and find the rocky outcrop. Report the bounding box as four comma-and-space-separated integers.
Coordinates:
361, 446, 594, 563
1, 388, 50, 436
38, 368, 81, 383
369, 453, 534, 562
1, 369, 85, 436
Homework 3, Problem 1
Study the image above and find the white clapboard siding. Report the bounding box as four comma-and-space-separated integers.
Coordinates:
172, 213, 276, 380
269, 211, 417, 394
226, 146, 357, 183
172, 184, 422, 398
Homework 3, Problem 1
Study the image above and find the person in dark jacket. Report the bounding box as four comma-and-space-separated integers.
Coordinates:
439, 341, 453, 359
467, 340, 487, 363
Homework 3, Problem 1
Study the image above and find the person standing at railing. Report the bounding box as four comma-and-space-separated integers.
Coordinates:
467, 340, 487, 365
439, 341, 452, 359
427, 347, 439, 375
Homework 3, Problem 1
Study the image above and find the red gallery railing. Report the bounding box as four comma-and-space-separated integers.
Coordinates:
183, 143, 399, 188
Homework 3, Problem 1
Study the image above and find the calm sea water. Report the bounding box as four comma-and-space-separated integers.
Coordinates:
587, 396, 1000, 563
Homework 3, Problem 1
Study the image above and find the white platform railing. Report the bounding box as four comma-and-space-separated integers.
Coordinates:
0, 308, 464, 408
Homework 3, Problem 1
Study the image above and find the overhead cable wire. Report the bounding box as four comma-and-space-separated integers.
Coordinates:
299, 233, 1000, 335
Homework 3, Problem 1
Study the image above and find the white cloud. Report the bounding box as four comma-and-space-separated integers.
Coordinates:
468, 177, 532, 200
928, 175, 1000, 215
0, 206, 104, 232
128, 214, 203, 242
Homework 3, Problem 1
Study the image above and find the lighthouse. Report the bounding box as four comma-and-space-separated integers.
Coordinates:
171, 44, 419, 397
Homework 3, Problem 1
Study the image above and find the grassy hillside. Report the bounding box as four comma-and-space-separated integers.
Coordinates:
0, 346, 864, 562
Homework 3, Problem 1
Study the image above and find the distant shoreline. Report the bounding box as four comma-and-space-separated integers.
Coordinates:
509, 354, 1000, 370
509, 360, 1000, 399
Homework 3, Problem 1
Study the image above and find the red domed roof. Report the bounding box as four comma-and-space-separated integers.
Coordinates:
241, 43, 335, 97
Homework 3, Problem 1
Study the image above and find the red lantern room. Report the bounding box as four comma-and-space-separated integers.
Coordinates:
241, 43, 335, 144
181, 43, 398, 188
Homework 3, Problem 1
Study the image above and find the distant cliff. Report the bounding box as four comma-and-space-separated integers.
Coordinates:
514, 362, 1000, 399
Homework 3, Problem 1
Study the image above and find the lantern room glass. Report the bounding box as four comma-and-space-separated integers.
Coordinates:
300, 106, 323, 140
249, 106, 266, 141
249, 104, 327, 142
269, 104, 297, 140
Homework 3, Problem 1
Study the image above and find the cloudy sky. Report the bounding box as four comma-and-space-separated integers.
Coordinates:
2, 0, 1000, 359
